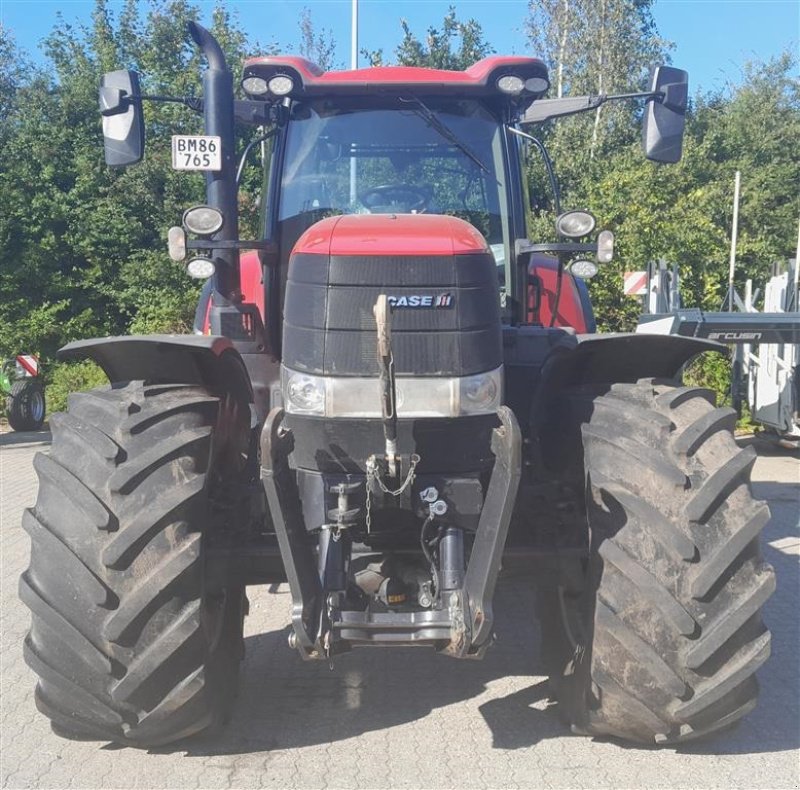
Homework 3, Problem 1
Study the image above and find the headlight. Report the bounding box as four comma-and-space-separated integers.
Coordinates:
556, 210, 596, 238
281, 366, 503, 417
459, 370, 501, 414
182, 205, 224, 236
285, 371, 325, 415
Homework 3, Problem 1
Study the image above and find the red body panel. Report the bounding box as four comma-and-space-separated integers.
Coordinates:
200, 250, 266, 334
528, 255, 589, 333
240, 250, 266, 321
242, 55, 547, 96
293, 214, 491, 257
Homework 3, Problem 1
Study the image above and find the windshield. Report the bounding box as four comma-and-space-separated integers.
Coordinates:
277, 98, 511, 282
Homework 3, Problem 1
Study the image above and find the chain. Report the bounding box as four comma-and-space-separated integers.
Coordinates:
365, 454, 420, 533
373, 454, 419, 495
324, 596, 334, 669
365, 460, 375, 533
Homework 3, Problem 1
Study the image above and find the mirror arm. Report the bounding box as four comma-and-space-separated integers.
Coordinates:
114, 93, 203, 114
522, 90, 669, 123
186, 239, 276, 251
516, 241, 598, 255
602, 90, 660, 103
595, 88, 687, 112
508, 126, 561, 215
121, 93, 274, 125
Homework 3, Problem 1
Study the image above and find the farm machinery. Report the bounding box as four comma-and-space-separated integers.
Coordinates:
21, 22, 775, 748
637, 258, 800, 445
2, 354, 45, 431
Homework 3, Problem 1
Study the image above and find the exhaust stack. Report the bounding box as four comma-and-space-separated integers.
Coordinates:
187, 21, 240, 303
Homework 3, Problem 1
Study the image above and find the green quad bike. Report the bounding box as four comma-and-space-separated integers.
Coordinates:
2, 355, 46, 432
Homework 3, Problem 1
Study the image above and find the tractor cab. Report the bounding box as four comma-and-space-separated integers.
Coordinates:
242, 55, 552, 333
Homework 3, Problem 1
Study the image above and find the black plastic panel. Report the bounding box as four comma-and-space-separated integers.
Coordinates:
283, 250, 502, 377
286, 325, 502, 376
285, 413, 499, 474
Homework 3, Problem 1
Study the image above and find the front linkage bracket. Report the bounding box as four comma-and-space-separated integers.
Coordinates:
454, 405, 522, 657
261, 406, 522, 659
260, 408, 321, 656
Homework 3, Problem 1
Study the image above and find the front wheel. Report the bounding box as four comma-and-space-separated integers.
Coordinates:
549, 379, 775, 744
7, 378, 46, 431
21, 382, 248, 747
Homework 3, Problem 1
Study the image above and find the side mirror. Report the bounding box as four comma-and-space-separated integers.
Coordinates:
642, 66, 688, 164
99, 70, 145, 167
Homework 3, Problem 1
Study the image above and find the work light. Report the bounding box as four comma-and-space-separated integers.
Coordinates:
182, 205, 224, 237
186, 257, 216, 279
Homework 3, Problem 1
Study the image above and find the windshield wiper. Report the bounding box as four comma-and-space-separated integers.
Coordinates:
400, 96, 491, 176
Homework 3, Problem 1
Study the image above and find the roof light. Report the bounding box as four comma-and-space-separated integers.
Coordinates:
525, 76, 550, 94
497, 75, 525, 95
242, 76, 269, 95
569, 260, 599, 279
268, 75, 294, 96
186, 257, 216, 279
597, 230, 615, 263
556, 210, 596, 239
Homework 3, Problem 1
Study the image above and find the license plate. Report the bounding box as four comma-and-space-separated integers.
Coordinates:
171, 135, 222, 171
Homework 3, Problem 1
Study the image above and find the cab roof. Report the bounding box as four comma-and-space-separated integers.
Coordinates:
241, 55, 549, 100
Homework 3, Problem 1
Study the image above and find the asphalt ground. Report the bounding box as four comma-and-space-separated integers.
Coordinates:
1, 429, 798, 790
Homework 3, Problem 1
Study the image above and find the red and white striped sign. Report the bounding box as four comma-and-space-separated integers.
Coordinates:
623, 271, 648, 296
15, 354, 39, 376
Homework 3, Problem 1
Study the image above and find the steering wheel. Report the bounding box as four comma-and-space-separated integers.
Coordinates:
359, 184, 432, 213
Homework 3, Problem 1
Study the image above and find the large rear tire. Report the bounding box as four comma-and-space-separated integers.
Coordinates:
7, 378, 46, 431
545, 379, 775, 744
20, 382, 248, 747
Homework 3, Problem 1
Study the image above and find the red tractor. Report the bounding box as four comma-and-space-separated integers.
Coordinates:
21, 23, 774, 747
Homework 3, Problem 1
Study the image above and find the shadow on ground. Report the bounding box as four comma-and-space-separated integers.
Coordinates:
738, 433, 800, 460
0, 428, 51, 447
155, 579, 569, 756
157, 532, 799, 758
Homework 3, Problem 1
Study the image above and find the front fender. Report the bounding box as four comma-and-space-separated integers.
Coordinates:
563, 332, 725, 385
530, 332, 725, 474
532, 331, 725, 423
58, 334, 254, 409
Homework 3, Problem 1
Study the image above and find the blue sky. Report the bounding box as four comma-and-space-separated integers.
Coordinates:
1, 0, 797, 92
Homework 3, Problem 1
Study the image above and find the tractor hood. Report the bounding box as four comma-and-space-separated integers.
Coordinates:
283, 213, 502, 379
292, 213, 492, 258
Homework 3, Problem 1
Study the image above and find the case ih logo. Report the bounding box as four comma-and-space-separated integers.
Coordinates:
387, 293, 454, 308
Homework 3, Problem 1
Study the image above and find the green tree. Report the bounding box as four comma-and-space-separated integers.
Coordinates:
374, 7, 493, 70
0, 0, 260, 363
298, 7, 337, 70
526, 0, 669, 182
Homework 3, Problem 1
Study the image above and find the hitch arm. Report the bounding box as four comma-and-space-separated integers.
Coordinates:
461, 406, 522, 654
260, 409, 321, 655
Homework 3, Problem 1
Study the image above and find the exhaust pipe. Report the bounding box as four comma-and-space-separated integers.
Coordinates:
187, 22, 240, 304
